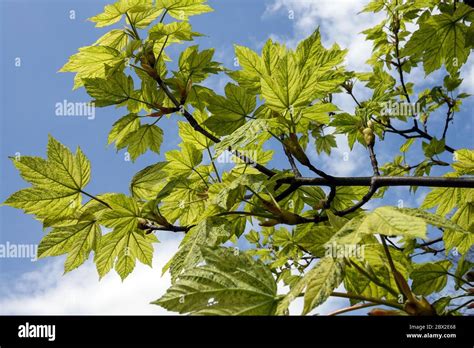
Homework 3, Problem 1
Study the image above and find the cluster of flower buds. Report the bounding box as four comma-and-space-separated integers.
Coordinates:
362, 120, 375, 146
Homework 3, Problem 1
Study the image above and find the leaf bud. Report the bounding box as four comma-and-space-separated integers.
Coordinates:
362, 128, 375, 146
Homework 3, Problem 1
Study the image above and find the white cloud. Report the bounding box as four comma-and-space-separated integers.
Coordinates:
0, 234, 353, 315
326, 136, 367, 177
306, 131, 370, 177
264, 0, 384, 72
461, 55, 474, 95
0, 237, 181, 315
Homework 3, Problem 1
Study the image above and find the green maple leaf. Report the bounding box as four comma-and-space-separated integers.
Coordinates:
261, 29, 346, 114
402, 4, 473, 75
315, 134, 337, 155
276, 256, 344, 315
88, 0, 150, 27
93, 193, 158, 279
127, 6, 163, 29
99, 194, 141, 234
94, 227, 157, 279
149, 22, 199, 42
178, 109, 210, 150
165, 142, 203, 177
175, 45, 221, 83
156, 0, 213, 20
155, 247, 278, 315
204, 83, 256, 136
130, 162, 168, 200
108, 114, 141, 148
38, 220, 101, 273
4, 136, 90, 220
84, 71, 134, 107
214, 119, 270, 156
453, 149, 474, 175
94, 30, 129, 51
160, 177, 209, 225
421, 175, 464, 216
161, 218, 232, 281
358, 206, 427, 239
59, 46, 124, 89
411, 260, 452, 296
118, 124, 164, 161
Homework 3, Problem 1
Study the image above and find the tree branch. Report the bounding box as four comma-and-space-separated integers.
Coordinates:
274, 176, 473, 221
414, 126, 455, 153
372, 117, 456, 153
140, 221, 193, 233
323, 185, 336, 209
275, 183, 302, 201
277, 176, 474, 188
150, 74, 275, 177
416, 237, 443, 248
367, 144, 380, 176
306, 163, 334, 181
371, 17, 457, 154
442, 101, 454, 139
393, 22, 411, 105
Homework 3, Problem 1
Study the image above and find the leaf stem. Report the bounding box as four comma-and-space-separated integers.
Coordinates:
206, 146, 221, 183
216, 211, 274, 219
156, 35, 169, 63
330, 291, 404, 310
159, 8, 168, 23
125, 12, 140, 40
446, 272, 473, 287
326, 302, 378, 316
447, 299, 473, 314
192, 168, 209, 189
80, 190, 111, 209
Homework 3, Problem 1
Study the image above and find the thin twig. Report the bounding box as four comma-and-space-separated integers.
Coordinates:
330, 292, 404, 310
206, 146, 221, 182
448, 299, 473, 314
327, 302, 378, 316
282, 139, 302, 177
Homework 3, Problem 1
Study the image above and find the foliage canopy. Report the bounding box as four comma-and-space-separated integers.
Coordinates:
4, 0, 474, 316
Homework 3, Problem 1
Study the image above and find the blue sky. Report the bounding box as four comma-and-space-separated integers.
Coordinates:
0, 0, 472, 314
